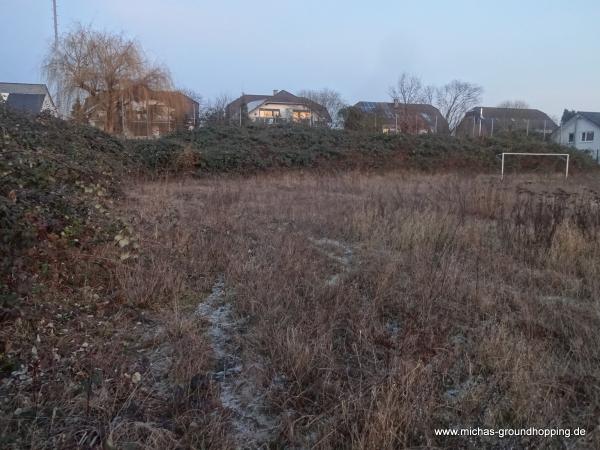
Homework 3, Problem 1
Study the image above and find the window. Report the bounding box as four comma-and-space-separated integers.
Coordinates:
258, 109, 280, 118
568, 133, 575, 143
293, 110, 311, 121
582, 131, 595, 142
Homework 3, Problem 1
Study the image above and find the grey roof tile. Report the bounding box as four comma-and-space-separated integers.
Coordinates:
0, 82, 49, 96
6, 93, 46, 115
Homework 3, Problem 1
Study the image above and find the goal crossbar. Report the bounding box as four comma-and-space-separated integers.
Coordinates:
501, 153, 570, 180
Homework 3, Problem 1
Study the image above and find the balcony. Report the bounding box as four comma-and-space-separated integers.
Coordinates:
253, 117, 316, 126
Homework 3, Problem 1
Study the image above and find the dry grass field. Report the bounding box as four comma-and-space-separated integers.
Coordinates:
4, 111, 600, 449
101, 171, 600, 449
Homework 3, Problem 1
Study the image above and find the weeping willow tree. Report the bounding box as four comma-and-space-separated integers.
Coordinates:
44, 24, 172, 133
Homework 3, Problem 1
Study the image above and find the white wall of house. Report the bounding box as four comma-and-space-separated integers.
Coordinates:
553, 116, 600, 161
42, 95, 58, 115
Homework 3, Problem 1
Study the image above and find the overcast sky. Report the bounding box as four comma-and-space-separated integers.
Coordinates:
2, 0, 599, 119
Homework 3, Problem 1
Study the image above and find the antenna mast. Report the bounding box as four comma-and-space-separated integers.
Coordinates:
51, 0, 62, 116
52, 0, 58, 48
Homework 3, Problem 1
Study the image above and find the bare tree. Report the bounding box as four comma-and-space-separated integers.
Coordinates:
297, 88, 346, 127
388, 73, 433, 133
422, 85, 436, 105
435, 80, 483, 133
202, 93, 231, 126
44, 24, 171, 133
497, 100, 530, 109
388, 73, 425, 105
387, 74, 483, 133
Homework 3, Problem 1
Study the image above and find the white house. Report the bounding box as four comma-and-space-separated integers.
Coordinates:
0, 82, 58, 116
553, 112, 600, 162
226, 90, 331, 126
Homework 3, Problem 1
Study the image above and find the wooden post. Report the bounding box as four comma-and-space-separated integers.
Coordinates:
543, 120, 547, 140
121, 94, 125, 135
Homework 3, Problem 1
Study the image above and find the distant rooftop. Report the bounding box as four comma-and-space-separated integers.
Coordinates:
0, 82, 56, 113
576, 111, 600, 128
465, 106, 555, 124
0, 82, 50, 96
227, 90, 331, 122
5, 93, 46, 115
353, 101, 450, 133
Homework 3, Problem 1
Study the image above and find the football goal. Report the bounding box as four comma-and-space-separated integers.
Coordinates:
501, 153, 570, 180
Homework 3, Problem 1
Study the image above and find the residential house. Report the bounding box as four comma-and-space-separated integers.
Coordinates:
84, 88, 199, 138
0, 82, 58, 116
348, 101, 450, 134
455, 107, 557, 138
553, 111, 600, 161
226, 90, 331, 126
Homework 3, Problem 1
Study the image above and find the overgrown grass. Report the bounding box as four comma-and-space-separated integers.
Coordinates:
0, 110, 232, 449
121, 173, 600, 449
2, 108, 600, 449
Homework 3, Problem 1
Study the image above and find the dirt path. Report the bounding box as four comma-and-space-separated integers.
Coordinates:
195, 237, 355, 448
196, 276, 279, 449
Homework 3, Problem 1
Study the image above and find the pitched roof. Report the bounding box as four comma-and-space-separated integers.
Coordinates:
577, 111, 600, 128
353, 101, 450, 133
153, 90, 200, 106
0, 82, 50, 96
5, 93, 46, 115
268, 90, 303, 104
465, 107, 556, 125
0, 82, 56, 112
227, 90, 331, 122
83, 88, 199, 113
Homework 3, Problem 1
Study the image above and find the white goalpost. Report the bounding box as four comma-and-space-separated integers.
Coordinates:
501, 153, 570, 180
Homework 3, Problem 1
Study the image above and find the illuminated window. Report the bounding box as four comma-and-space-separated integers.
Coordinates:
293, 111, 311, 120
259, 109, 280, 118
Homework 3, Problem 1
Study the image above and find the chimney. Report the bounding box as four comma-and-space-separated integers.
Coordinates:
273, 89, 279, 96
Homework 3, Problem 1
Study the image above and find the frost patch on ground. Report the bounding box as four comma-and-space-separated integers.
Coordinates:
309, 237, 354, 285
196, 276, 279, 448
540, 295, 583, 307
137, 325, 174, 400
444, 376, 482, 402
